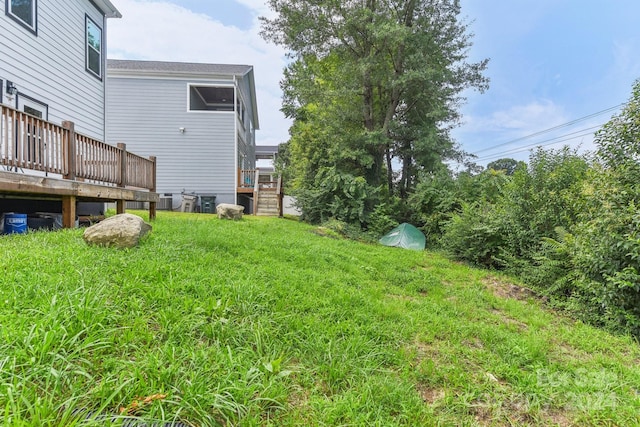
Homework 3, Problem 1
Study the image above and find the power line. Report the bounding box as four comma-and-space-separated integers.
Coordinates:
469, 103, 624, 156
474, 128, 600, 162
474, 123, 603, 161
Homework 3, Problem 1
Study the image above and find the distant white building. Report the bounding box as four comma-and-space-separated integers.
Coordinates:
106, 59, 261, 210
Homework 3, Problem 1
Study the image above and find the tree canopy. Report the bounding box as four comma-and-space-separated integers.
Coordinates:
486, 158, 523, 176
261, 0, 488, 224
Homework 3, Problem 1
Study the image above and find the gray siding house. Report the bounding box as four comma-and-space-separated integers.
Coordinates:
106, 59, 260, 209
0, 0, 121, 140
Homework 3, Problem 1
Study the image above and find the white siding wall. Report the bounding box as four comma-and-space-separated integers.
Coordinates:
106, 76, 237, 204
0, 0, 107, 139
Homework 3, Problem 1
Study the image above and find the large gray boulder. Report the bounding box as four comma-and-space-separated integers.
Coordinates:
216, 203, 244, 220
83, 213, 152, 248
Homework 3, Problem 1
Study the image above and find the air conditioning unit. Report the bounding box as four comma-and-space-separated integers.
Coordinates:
158, 196, 173, 210
125, 201, 145, 209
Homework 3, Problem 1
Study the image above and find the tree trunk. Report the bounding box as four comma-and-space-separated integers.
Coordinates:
386, 142, 394, 195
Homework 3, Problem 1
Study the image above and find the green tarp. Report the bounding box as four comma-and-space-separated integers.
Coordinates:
379, 223, 426, 251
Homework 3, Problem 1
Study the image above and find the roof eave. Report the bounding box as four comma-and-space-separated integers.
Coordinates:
92, 0, 122, 18
106, 68, 247, 82
243, 67, 260, 130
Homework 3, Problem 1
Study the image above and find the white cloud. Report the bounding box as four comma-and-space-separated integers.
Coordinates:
234, 0, 274, 17
455, 100, 603, 164
485, 100, 568, 134
107, 0, 291, 145
457, 100, 567, 148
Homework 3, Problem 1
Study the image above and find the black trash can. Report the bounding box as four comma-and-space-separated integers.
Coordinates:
200, 194, 217, 214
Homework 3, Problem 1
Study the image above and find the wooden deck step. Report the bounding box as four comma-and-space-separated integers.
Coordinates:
255, 191, 280, 216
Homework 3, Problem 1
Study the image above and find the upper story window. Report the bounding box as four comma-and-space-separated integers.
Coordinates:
6, 0, 37, 34
237, 99, 246, 127
189, 85, 234, 112
86, 15, 102, 80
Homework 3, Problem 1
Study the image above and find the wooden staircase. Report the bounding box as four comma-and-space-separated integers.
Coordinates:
255, 190, 281, 216
250, 173, 283, 217
238, 169, 284, 216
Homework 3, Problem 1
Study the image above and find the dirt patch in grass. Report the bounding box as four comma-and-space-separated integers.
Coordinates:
470, 403, 494, 426
547, 339, 594, 363
412, 338, 439, 362
462, 337, 485, 350
287, 388, 311, 410
469, 394, 574, 427
416, 384, 445, 404
482, 276, 544, 302
491, 308, 529, 331
546, 410, 573, 427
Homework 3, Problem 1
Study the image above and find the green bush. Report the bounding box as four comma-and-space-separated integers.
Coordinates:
441, 147, 590, 274
498, 147, 590, 263
295, 167, 379, 225
442, 202, 505, 267
407, 172, 459, 241
321, 218, 378, 243
407, 168, 511, 244
531, 80, 640, 337
366, 202, 400, 237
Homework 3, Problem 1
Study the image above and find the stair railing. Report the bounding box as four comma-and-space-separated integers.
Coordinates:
276, 176, 283, 216
253, 168, 260, 214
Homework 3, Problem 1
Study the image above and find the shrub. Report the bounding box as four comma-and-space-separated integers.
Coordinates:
441, 147, 590, 273
442, 202, 505, 268
531, 80, 640, 337
366, 202, 400, 237
321, 218, 378, 243
295, 167, 379, 225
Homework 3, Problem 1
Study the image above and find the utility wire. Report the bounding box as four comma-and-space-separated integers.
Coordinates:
473, 123, 603, 161
474, 128, 600, 162
470, 103, 624, 156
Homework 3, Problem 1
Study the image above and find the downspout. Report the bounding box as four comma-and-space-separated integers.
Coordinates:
102, 14, 107, 141
233, 75, 238, 206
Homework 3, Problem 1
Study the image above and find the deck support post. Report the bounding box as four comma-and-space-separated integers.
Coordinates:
117, 143, 127, 215
62, 195, 76, 228
116, 200, 125, 215
149, 156, 157, 220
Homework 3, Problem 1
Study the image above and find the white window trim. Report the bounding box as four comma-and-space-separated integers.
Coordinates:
6, 0, 37, 34
17, 93, 49, 120
187, 83, 236, 113
85, 15, 103, 80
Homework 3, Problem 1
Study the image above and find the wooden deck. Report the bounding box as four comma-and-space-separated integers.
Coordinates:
1, 104, 158, 227
237, 168, 283, 216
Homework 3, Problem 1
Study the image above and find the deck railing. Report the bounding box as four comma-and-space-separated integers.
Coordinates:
0, 104, 155, 191
1, 105, 66, 175
238, 168, 257, 189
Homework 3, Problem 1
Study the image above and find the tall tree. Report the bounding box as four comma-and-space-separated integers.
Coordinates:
262, 0, 488, 220
487, 158, 523, 176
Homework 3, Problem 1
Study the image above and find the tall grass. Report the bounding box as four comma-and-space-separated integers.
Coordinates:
0, 212, 638, 426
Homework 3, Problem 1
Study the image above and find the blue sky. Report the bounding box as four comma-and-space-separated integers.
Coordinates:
162, 0, 255, 30
456, 0, 640, 165
107, 1, 640, 166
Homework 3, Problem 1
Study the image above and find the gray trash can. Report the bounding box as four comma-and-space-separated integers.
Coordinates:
181, 194, 198, 212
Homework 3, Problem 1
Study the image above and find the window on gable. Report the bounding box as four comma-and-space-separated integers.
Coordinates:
189, 85, 234, 112
6, 0, 37, 34
86, 15, 102, 79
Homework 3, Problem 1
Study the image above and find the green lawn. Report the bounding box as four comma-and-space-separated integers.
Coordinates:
0, 212, 638, 426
